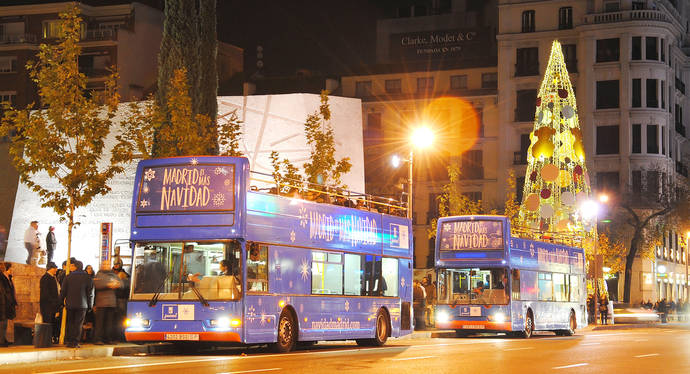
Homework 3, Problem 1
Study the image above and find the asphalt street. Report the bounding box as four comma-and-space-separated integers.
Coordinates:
3, 327, 688, 373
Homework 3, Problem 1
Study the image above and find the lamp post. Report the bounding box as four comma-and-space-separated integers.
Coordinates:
581, 198, 601, 325
392, 127, 434, 220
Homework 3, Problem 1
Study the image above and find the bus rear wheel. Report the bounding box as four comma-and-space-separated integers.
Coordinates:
356, 309, 389, 346
273, 310, 296, 353
521, 311, 534, 339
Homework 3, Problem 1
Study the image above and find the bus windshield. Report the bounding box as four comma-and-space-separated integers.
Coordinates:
131, 241, 242, 301
437, 268, 508, 305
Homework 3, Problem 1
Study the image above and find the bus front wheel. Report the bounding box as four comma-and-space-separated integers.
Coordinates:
273, 310, 297, 353
357, 309, 389, 346
521, 311, 534, 339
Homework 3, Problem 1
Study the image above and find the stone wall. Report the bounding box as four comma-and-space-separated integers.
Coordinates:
6, 262, 44, 342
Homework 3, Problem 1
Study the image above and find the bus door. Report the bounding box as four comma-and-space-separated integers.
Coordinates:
243, 242, 276, 343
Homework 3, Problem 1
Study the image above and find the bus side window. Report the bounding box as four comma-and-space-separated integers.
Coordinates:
247, 242, 268, 292
511, 269, 520, 300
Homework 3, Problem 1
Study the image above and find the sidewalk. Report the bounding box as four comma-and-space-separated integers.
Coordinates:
0, 342, 173, 365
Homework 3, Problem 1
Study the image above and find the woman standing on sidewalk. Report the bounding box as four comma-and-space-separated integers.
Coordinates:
0, 263, 17, 347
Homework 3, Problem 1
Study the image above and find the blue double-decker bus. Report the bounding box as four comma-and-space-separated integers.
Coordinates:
433, 215, 586, 338
124, 156, 413, 351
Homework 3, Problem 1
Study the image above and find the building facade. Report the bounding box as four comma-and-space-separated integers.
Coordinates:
497, 0, 690, 303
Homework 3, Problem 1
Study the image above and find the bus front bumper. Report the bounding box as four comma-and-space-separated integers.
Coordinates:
436, 321, 512, 331
125, 331, 241, 342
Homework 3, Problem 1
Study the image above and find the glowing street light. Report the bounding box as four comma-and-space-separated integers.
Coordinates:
392, 126, 435, 219
598, 193, 609, 203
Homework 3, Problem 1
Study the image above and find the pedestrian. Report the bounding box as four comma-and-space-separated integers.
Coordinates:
23, 220, 40, 265
413, 279, 426, 330
599, 293, 609, 324
93, 261, 121, 345
46, 226, 57, 264
83, 264, 96, 342
659, 298, 668, 323
587, 294, 595, 323
423, 277, 437, 327
0, 263, 17, 347
112, 260, 129, 342
60, 260, 93, 348
40, 262, 61, 343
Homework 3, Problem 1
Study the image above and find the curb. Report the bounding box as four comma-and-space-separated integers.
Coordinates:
592, 323, 690, 331
0, 343, 172, 365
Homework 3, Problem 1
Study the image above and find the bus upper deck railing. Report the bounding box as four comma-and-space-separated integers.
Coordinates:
511, 225, 585, 248
249, 171, 408, 217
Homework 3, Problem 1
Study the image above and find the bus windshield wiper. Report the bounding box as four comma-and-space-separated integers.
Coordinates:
189, 282, 210, 307
148, 273, 169, 307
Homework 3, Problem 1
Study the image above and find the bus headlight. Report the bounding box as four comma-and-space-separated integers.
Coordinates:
210, 317, 241, 329
436, 311, 450, 323
492, 312, 506, 323
125, 317, 150, 328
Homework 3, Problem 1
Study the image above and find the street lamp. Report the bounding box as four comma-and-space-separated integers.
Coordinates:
392, 126, 434, 219
580, 198, 602, 324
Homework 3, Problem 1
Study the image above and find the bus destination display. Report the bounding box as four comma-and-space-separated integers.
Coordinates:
439, 220, 503, 250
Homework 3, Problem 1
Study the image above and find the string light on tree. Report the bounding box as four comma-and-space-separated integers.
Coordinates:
517, 40, 594, 248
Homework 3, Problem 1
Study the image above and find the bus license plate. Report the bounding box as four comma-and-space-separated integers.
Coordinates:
165, 333, 199, 341
463, 325, 485, 329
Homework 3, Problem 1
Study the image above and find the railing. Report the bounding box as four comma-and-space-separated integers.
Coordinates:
84, 29, 116, 41
249, 170, 408, 217
513, 151, 527, 165
0, 33, 37, 45
583, 9, 670, 25
675, 77, 685, 95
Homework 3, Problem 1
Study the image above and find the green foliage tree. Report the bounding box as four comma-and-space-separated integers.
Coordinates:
0, 5, 130, 343
155, 0, 218, 155
270, 91, 352, 193
270, 151, 304, 194
218, 109, 243, 157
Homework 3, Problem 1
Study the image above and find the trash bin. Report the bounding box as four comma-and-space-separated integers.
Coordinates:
33, 323, 52, 348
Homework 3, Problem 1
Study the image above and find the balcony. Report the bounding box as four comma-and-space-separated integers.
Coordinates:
83, 29, 116, 41
0, 33, 37, 45
513, 151, 527, 165
675, 77, 685, 95
583, 9, 670, 25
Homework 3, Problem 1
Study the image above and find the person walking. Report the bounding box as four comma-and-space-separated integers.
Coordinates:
599, 293, 609, 325
40, 262, 61, 343
93, 261, 121, 345
45, 226, 57, 264
413, 279, 427, 330
0, 263, 17, 347
423, 277, 437, 327
23, 220, 40, 265
112, 260, 129, 342
60, 260, 93, 348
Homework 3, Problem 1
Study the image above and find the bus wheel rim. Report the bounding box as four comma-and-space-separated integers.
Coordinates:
279, 317, 291, 345
376, 314, 386, 341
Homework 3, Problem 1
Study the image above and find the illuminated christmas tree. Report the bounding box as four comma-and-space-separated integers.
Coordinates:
517, 40, 594, 246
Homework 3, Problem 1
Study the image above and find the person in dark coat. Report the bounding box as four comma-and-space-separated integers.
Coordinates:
40, 262, 61, 343
93, 261, 121, 344
45, 226, 57, 264
112, 260, 130, 342
0, 263, 17, 346
60, 260, 93, 348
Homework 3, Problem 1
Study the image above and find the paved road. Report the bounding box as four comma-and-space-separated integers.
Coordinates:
4, 328, 689, 373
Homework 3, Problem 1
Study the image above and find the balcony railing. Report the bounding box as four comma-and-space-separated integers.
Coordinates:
675, 77, 685, 95
583, 9, 670, 25
0, 33, 37, 45
83, 29, 116, 41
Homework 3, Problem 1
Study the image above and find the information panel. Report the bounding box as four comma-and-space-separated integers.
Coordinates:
439, 220, 504, 251
136, 164, 235, 212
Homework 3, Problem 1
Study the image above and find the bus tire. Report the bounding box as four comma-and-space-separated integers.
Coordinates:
297, 340, 317, 347
521, 311, 534, 339
273, 310, 297, 353
564, 311, 576, 336
356, 309, 389, 346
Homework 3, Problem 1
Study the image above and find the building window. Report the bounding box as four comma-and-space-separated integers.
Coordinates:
632, 170, 642, 193
604, 1, 620, 12
558, 7, 573, 30
461, 150, 483, 179
0, 56, 17, 73
596, 125, 620, 154
519, 133, 530, 164
355, 81, 372, 97
632, 1, 644, 10
661, 80, 665, 109
364, 112, 382, 145
632, 124, 641, 153
632, 79, 641, 108
516, 177, 525, 203
646, 170, 659, 194
562, 44, 577, 73
632, 36, 642, 60
0, 92, 16, 107
596, 38, 620, 63
42, 20, 62, 38
417, 77, 434, 92
646, 79, 658, 108
596, 172, 620, 191
661, 39, 665, 62
522, 10, 535, 33
596, 80, 619, 109
450, 75, 468, 90
647, 124, 659, 154
481, 73, 497, 89
385, 79, 401, 94
516, 47, 539, 76
646, 37, 658, 60
516, 89, 537, 121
